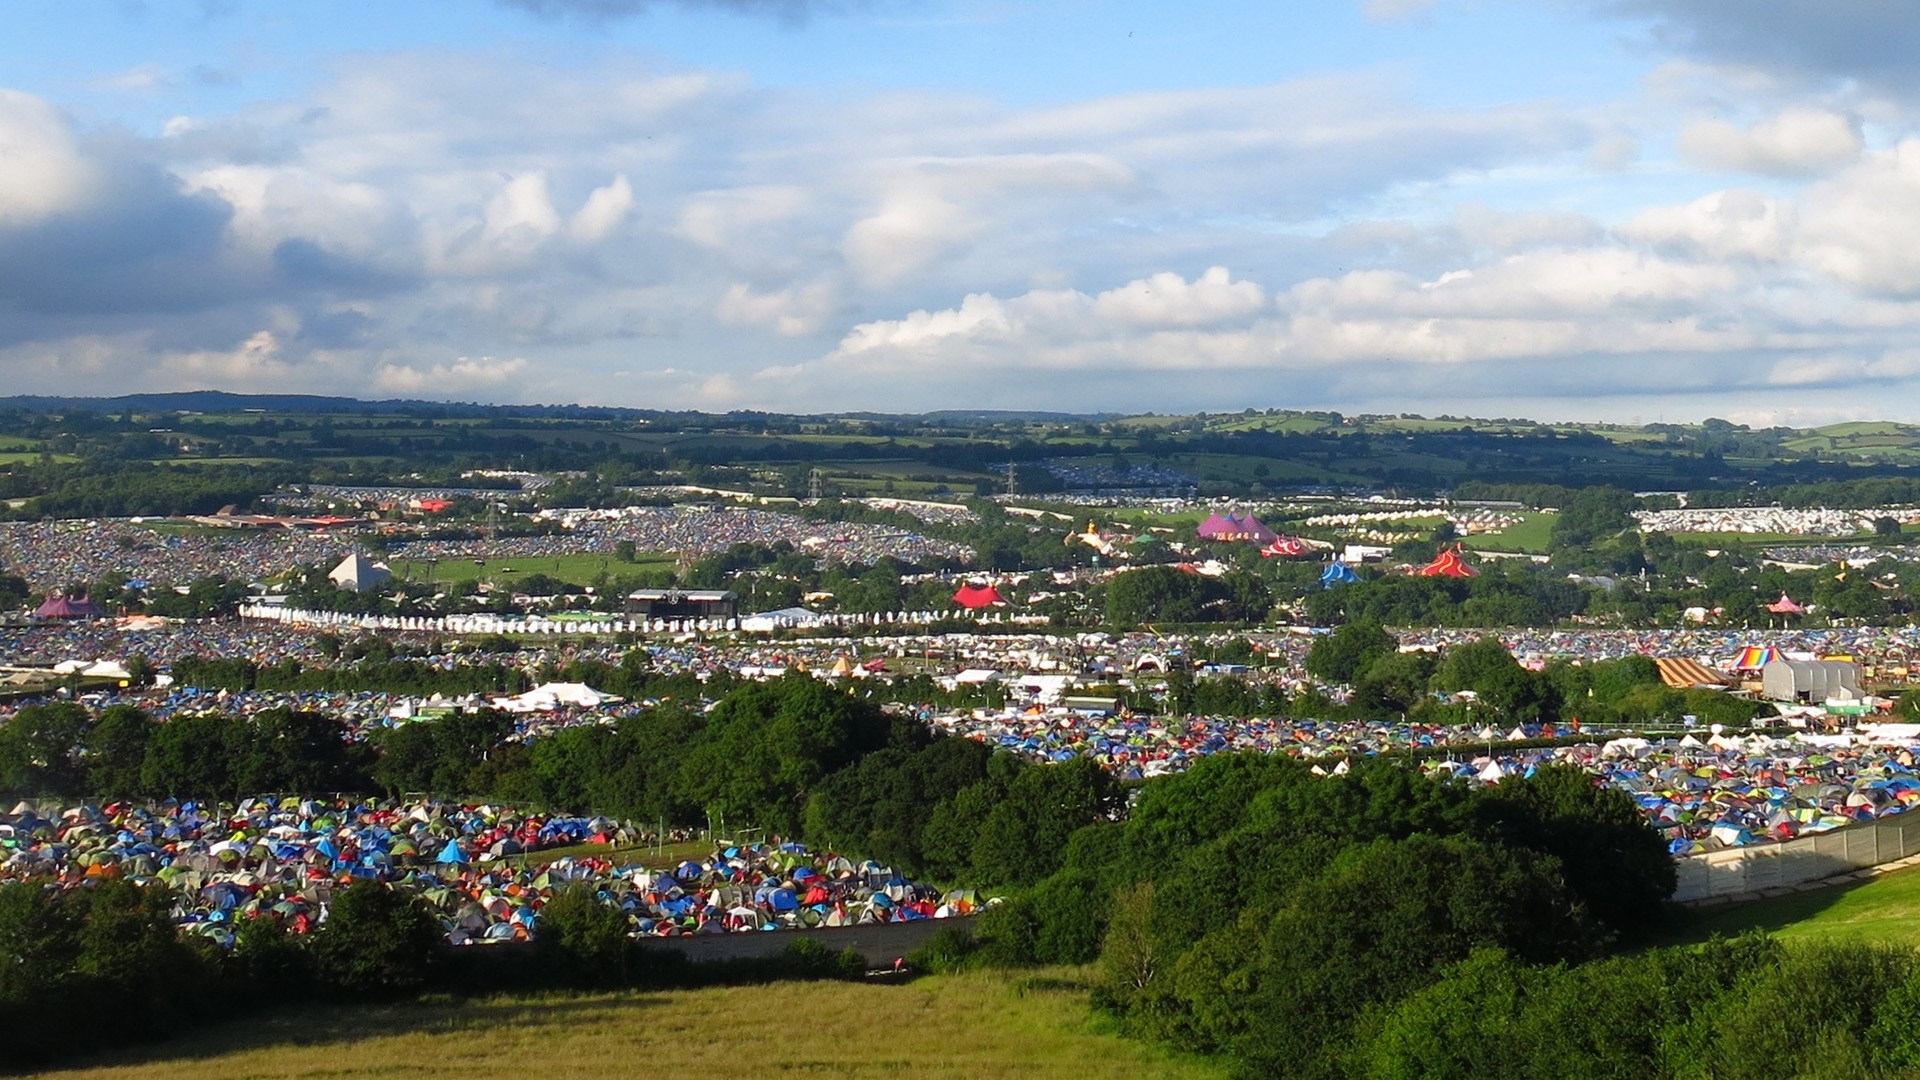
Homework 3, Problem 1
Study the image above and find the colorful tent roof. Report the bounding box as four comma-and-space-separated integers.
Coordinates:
1653, 657, 1730, 690
1320, 562, 1360, 588
1767, 593, 1805, 614
33, 594, 101, 619
1732, 645, 1786, 671
1416, 545, 1477, 578
952, 583, 1007, 609
1196, 512, 1277, 544
1261, 536, 1311, 558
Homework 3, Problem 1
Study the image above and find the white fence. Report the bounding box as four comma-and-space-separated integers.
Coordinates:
237, 604, 1014, 636
1673, 814, 1920, 903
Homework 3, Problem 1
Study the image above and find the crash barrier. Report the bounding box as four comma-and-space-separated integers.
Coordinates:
1673, 814, 1920, 903
630, 915, 974, 966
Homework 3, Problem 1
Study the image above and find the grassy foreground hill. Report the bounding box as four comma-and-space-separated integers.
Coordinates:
1664, 864, 1920, 949
25, 969, 1225, 1080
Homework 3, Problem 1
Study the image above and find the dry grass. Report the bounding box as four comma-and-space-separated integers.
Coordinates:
26, 970, 1226, 1080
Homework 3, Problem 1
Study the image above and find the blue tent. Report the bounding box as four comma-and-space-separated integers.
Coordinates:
436, 840, 469, 865
1320, 562, 1359, 588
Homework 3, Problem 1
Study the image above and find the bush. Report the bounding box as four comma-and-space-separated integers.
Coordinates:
907, 925, 979, 974
780, 937, 867, 981
310, 881, 443, 999
534, 885, 633, 988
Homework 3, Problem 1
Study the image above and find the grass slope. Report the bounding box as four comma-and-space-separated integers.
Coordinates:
27, 970, 1226, 1080
1460, 511, 1558, 554
1663, 865, 1920, 949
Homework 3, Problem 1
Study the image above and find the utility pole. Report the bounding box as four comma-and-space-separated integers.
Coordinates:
1005, 460, 1017, 497
808, 468, 823, 501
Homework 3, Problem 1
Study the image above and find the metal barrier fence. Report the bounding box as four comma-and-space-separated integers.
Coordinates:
1673, 814, 1920, 903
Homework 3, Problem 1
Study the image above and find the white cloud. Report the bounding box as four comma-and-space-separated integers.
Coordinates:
569, 175, 634, 244
841, 191, 974, 284
1093, 267, 1266, 327
0, 90, 96, 224
483, 171, 563, 247
1619, 189, 1794, 261
1361, 0, 1435, 20
1795, 139, 1920, 293
373, 355, 529, 393
1677, 106, 1862, 176
716, 280, 835, 336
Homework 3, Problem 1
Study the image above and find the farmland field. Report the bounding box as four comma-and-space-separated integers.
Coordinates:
26, 970, 1227, 1080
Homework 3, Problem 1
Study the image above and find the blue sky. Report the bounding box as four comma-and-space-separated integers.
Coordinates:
4, 0, 1920, 423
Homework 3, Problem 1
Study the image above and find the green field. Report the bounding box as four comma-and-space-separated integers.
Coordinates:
1664, 865, 1920, 949
387, 552, 678, 587
28, 969, 1226, 1080
1460, 511, 1558, 554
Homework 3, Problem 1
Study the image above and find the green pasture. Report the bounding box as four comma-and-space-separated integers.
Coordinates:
1203, 414, 1341, 434
1663, 864, 1920, 950
1459, 511, 1558, 554
1669, 530, 1867, 546
1164, 452, 1368, 486
0, 452, 77, 464
28, 969, 1226, 1080
386, 552, 678, 587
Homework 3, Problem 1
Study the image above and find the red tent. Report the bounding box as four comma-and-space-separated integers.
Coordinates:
1261, 536, 1311, 558
1417, 545, 1477, 578
1766, 593, 1804, 614
952, 583, 1007, 609
34, 594, 102, 619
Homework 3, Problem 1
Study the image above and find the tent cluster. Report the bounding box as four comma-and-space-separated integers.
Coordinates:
934, 711, 1561, 780
0, 798, 964, 945
602, 846, 979, 935
1196, 511, 1277, 544
1424, 734, 1920, 852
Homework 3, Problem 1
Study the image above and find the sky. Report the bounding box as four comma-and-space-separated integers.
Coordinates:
5, 1, 1920, 425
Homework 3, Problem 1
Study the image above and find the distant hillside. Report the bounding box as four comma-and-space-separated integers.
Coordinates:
0, 391, 670, 422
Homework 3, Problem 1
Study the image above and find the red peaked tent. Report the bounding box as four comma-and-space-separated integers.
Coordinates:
1195, 512, 1237, 540
34, 594, 102, 619
1766, 593, 1804, 615
953, 583, 1008, 609
1417, 545, 1477, 578
1196, 511, 1277, 544
1261, 536, 1311, 558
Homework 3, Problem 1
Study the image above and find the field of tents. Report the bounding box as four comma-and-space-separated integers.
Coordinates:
19, 969, 1227, 1080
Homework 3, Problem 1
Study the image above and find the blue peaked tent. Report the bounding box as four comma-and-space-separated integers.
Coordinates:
436, 840, 469, 865
1320, 562, 1360, 588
